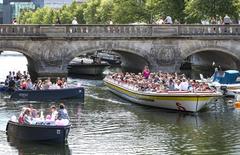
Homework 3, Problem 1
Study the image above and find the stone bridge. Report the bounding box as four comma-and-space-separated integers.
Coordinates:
1, 24, 240, 78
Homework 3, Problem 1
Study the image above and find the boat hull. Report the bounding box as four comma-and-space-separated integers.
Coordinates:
68, 64, 109, 75
6, 121, 70, 143
104, 79, 220, 112
10, 87, 84, 101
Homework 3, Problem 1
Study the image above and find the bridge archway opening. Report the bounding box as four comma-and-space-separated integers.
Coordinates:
111, 50, 149, 73
68, 49, 149, 76
180, 50, 240, 78
0, 50, 37, 81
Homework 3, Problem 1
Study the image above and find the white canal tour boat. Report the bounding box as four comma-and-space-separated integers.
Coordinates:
104, 77, 222, 112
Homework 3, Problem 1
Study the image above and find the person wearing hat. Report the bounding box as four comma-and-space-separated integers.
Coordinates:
28, 104, 38, 118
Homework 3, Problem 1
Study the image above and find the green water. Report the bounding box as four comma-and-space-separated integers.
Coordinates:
0, 52, 240, 154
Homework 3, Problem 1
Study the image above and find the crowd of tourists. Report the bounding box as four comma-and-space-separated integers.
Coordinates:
155, 14, 237, 25
106, 66, 213, 93
14, 103, 69, 126
4, 70, 68, 91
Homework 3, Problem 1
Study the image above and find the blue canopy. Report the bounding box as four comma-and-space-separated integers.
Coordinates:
213, 70, 240, 84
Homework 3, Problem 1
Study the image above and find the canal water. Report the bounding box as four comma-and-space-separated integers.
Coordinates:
0, 51, 240, 154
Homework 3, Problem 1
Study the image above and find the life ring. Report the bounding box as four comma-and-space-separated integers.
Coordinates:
234, 101, 240, 109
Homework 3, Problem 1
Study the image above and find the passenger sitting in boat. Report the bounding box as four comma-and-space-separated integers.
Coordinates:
23, 108, 32, 124
188, 80, 193, 91
42, 80, 50, 90
28, 104, 38, 118
56, 77, 63, 87
174, 80, 181, 90
167, 78, 175, 90
50, 105, 58, 121
15, 77, 21, 88
16, 70, 22, 80
179, 78, 189, 91
57, 103, 69, 120
142, 66, 150, 79
36, 80, 42, 90
18, 107, 26, 124
47, 77, 52, 87
4, 76, 9, 86
8, 77, 16, 91
23, 71, 28, 79
61, 78, 67, 88
56, 103, 69, 125
26, 78, 33, 90
20, 79, 27, 89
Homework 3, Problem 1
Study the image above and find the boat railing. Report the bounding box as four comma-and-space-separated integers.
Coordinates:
105, 77, 218, 94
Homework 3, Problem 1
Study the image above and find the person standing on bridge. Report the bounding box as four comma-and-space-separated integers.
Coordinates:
71, 17, 78, 33
164, 16, 173, 24
223, 14, 231, 25
72, 17, 78, 25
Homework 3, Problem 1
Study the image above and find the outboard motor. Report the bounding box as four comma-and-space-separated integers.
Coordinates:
220, 86, 227, 95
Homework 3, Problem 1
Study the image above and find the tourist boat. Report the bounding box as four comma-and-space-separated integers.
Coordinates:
91, 51, 121, 66
10, 87, 84, 101
68, 57, 110, 76
104, 78, 221, 112
200, 70, 240, 96
6, 120, 70, 143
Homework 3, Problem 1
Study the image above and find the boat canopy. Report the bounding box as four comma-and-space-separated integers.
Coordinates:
213, 70, 240, 84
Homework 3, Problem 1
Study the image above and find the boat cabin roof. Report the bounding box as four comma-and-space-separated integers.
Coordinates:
213, 70, 240, 84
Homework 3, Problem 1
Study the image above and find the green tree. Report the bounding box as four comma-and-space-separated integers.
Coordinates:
18, 10, 33, 24
96, 0, 114, 24
59, 4, 74, 24
145, 0, 185, 23
83, 0, 101, 24
112, 0, 147, 24
74, 3, 87, 24
185, 0, 240, 23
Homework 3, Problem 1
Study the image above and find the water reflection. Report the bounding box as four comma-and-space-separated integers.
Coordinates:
127, 105, 202, 128
7, 136, 71, 155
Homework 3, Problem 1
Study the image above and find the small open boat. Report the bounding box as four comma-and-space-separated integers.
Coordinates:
200, 70, 240, 97
6, 121, 70, 143
104, 78, 222, 112
68, 57, 110, 76
10, 87, 84, 101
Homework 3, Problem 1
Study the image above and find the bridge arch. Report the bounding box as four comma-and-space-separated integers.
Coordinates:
0, 45, 39, 79
182, 47, 239, 59
181, 47, 240, 70
69, 45, 150, 72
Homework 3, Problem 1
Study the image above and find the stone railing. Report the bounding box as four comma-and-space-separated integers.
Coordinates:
0, 24, 239, 38
178, 24, 240, 36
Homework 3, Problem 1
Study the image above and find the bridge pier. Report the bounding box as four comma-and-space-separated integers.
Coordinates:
146, 45, 182, 73
27, 41, 73, 80
27, 58, 68, 80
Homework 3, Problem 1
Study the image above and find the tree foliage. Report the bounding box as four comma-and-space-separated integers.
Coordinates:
111, 0, 147, 24
18, 0, 240, 24
185, 0, 240, 23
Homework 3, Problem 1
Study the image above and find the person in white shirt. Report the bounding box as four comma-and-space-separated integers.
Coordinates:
164, 16, 173, 24
179, 78, 189, 91
72, 17, 78, 25
72, 17, 78, 33
50, 105, 58, 121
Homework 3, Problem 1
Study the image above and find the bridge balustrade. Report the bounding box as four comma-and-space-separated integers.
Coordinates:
0, 24, 239, 37
178, 25, 240, 35
0, 25, 40, 36
65, 25, 152, 37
